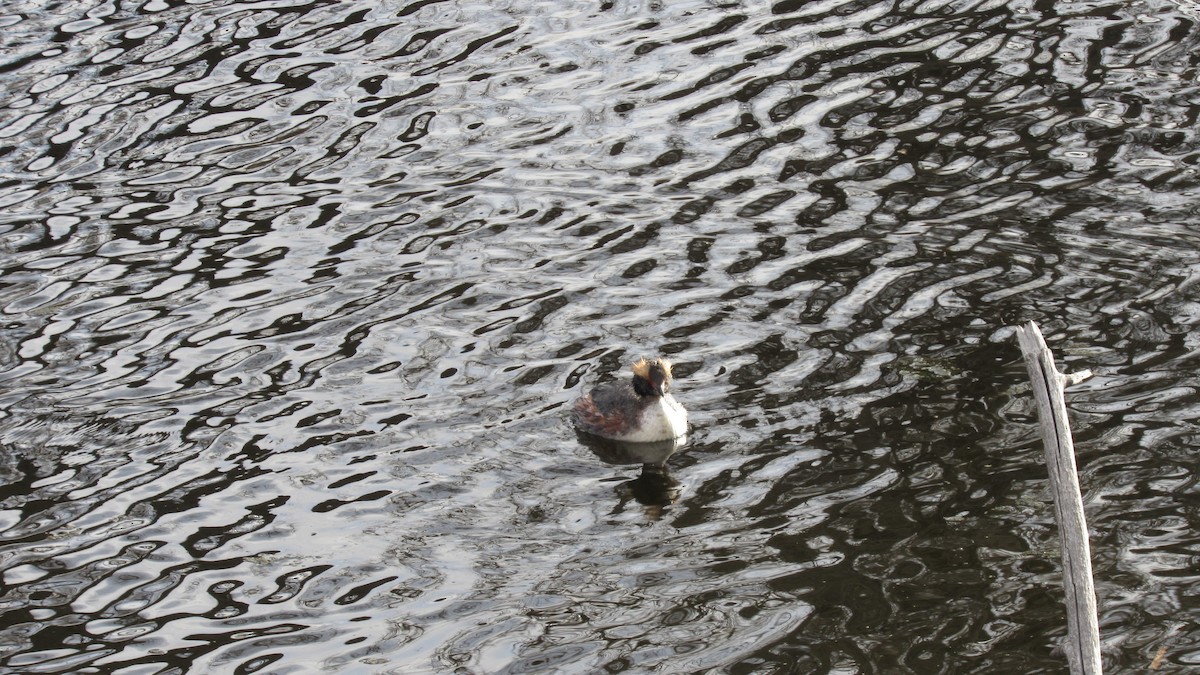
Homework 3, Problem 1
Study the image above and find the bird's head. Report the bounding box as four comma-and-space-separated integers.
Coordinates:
631, 357, 673, 397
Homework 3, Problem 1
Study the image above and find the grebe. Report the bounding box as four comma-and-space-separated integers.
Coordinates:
572, 357, 688, 442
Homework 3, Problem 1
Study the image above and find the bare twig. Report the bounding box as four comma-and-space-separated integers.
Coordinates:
1015, 322, 1101, 675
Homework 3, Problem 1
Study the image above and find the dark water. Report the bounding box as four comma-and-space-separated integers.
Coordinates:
1, 0, 1199, 672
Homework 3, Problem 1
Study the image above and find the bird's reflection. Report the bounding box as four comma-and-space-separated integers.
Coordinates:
575, 432, 686, 516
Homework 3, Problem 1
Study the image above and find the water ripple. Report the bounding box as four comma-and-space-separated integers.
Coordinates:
1, 0, 1199, 672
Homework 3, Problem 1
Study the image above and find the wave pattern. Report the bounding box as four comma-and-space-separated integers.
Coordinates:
2, 0, 1200, 671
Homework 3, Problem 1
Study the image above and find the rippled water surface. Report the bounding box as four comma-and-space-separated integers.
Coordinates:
2, 0, 1200, 672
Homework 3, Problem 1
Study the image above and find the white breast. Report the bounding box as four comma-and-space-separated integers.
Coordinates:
625, 394, 688, 442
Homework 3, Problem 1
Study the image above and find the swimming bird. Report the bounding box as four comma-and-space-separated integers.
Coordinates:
572, 357, 688, 442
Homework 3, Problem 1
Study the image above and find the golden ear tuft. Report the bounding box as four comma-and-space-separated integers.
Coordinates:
631, 357, 671, 379
631, 358, 652, 379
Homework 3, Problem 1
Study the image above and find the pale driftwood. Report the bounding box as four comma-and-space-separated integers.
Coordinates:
1015, 322, 1101, 675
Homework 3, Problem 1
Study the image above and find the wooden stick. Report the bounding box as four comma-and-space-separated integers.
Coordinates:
1015, 322, 1101, 675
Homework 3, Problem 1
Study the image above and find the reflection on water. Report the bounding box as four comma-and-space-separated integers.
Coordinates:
578, 433, 686, 515
2, 0, 1200, 671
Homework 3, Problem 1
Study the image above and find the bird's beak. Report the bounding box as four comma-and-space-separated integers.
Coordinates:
650, 371, 668, 395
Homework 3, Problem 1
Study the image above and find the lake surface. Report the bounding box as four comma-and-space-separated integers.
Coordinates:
2, 0, 1199, 672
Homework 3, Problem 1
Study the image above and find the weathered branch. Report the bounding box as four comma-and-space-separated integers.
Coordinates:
1015, 321, 1101, 675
